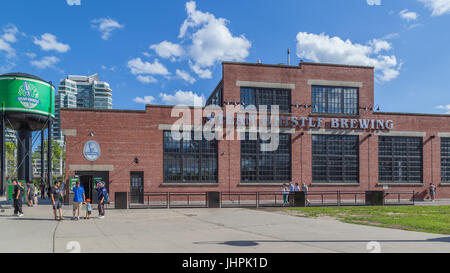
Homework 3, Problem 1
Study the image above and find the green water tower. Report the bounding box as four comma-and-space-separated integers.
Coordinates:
0, 73, 55, 195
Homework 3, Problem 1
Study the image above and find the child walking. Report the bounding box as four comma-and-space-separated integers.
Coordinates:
85, 199, 92, 219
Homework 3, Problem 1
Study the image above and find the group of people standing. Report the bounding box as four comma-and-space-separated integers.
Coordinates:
10, 178, 108, 221
282, 182, 309, 206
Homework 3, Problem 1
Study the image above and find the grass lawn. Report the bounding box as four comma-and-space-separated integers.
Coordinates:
286, 206, 450, 235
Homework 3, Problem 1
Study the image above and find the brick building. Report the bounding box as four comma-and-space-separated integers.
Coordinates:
61, 61, 450, 202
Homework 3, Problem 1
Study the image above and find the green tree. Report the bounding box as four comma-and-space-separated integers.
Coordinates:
5, 142, 16, 179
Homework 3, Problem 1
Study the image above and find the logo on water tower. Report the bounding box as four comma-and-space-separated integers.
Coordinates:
83, 141, 101, 162
17, 81, 40, 109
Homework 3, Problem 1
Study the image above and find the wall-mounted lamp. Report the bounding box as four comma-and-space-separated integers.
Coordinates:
431, 135, 436, 139
134, 157, 139, 164
89, 131, 94, 137
221, 152, 227, 156
300, 132, 305, 136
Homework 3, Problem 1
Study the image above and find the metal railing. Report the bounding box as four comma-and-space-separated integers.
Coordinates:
129, 192, 208, 209
384, 191, 415, 205
127, 190, 416, 209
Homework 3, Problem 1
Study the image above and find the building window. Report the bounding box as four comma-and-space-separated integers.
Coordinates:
241, 133, 291, 182
379, 136, 423, 183
312, 86, 358, 115
441, 138, 450, 183
240, 87, 291, 113
312, 135, 359, 183
163, 131, 218, 183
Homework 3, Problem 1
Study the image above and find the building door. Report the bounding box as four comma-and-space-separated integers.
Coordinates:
130, 172, 144, 204
75, 171, 109, 205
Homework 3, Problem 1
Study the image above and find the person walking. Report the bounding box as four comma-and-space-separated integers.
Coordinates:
50, 181, 64, 221
40, 183, 45, 199
85, 199, 92, 219
282, 184, 289, 207
301, 183, 310, 206
26, 181, 35, 207
97, 182, 107, 218
72, 181, 85, 221
430, 183, 437, 202
12, 179, 24, 217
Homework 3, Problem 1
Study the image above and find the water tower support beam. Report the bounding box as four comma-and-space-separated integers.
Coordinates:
0, 111, 5, 196
41, 129, 44, 184
47, 120, 52, 187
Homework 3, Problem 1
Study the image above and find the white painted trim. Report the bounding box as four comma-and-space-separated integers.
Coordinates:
236, 80, 295, 89
0, 77, 55, 89
158, 124, 222, 132
4, 107, 55, 118
438, 132, 450, 138
308, 129, 364, 136
307, 79, 363, 88
236, 127, 295, 134
69, 165, 114, 171
374, 131, 426, 137
62, 129, 77, 137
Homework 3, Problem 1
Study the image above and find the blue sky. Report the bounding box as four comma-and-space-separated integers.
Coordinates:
1, 0, 450, 114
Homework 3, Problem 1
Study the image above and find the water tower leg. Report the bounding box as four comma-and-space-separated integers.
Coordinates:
0, 112, 5, 196
17, 130, 32, 183
47, 120, 53, 187
41, 129, 44, 185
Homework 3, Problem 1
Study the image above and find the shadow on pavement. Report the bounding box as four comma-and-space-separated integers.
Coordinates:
195, 237, 450, 247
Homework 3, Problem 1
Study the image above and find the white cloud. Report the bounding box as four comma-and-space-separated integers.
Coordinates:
369, 39, 392, 54
127, 58, 169, 75
176, 69, 196, 84
25, 52, 36, 59
0, 24, 19, 58
189, 62, 212, 79
136, 75, 157, 84
180, 1, 251, 77
1, 24, 19, 43
33, 33, 70, 53
399, 9, 419, 21
91, 18, 124, 40
66, 0, 81, 6
367, 0, 381, 6
296, 32, 401, 82
437, 105, 450, 114
30, 56, 60, 69
159, 90, 205, 106
150, 41, 184, 60
418, 0, 450, 16
133, 96, 156, 104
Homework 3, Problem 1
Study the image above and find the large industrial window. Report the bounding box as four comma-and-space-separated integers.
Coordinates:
312, 86, 358, 115
240, 87, 291, 113
163, 131, 218, 183
241, 133, 291, 182
441, 138, 450, 183
379, 136, 423, 183
312, 135, 359, 183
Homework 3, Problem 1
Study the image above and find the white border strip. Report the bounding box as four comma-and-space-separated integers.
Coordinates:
438, 132, 450, 138
308, 129, 364, 136
4, 107, 55, 118
375, 131, 426, 137
308, 79, 363, 88
236, 81, 295, 89
0, 77, 54, 89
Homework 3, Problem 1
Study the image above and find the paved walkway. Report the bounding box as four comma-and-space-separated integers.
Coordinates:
0, 200, 449, 253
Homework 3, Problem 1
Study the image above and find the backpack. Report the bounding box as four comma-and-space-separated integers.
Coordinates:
104, 190, 109, 203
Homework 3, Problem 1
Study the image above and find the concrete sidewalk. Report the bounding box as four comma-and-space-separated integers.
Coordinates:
0, 203, 449, 253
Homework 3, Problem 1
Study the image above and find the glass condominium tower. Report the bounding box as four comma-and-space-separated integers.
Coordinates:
54, 74, 112, 142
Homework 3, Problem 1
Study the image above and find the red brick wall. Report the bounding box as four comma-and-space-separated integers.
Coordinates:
61, 62, 450, 200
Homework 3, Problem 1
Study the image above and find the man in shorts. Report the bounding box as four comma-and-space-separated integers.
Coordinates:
26, 181, 35, 207
12, 179, 24, 217
72, 181, 85, 221
50, 181, 64, 221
